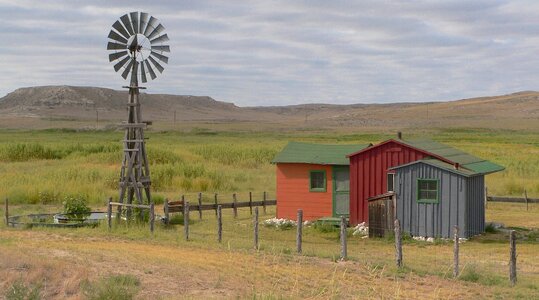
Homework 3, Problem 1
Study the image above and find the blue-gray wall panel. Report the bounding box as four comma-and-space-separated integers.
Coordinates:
395, 162, 484, 238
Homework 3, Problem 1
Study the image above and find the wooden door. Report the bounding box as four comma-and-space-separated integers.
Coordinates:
332, 166, 350, 217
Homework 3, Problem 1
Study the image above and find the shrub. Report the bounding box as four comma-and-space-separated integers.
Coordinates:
63, 195, 91, 219
81, 274, 140, 300
5, 280, 40, 300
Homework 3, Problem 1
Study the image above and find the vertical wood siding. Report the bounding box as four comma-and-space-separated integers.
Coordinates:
395, 163, 485, 238
349, 141, 427, 225
276, 163, 334, 220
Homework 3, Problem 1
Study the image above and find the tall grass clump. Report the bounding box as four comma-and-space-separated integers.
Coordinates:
192, 144, 278, 168
0, 143, 62, 161
81, 274, 140, 300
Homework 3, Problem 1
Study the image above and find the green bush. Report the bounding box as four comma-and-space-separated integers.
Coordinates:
81, 274, 140, 300
63, 195, 91, 219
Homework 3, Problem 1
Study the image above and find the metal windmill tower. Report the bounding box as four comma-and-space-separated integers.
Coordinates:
106, 12, 170, 214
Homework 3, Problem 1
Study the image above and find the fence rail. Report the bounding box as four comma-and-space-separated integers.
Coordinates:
487, 196, 538, 204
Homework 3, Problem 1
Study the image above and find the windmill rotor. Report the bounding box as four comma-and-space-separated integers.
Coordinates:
107, 11, 170, 83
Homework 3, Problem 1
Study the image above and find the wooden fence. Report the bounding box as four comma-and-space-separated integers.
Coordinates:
163, 192, 276, 223
368, 192, 395, 238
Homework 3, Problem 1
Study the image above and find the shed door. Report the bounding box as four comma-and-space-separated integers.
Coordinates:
333, 166, 350, 217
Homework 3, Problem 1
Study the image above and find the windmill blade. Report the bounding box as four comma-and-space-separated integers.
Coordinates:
139, 12, 149, 34
140, 60, 147, 83
143, 16, 158, 36
114, 55, 131, 72
107, 41, 127, 50
151, 45, 170, 52
130, 12, 139, 34
120, 14, 134, 35
112, 20, 130, 40
150, 34, 169, 44
109, 50, 128, 62
108, 30, 128, 44
121, 60, 134, 79
147, 24, 165, 40
150, 51, 169, 64
145, 60, 157, 80
148, 56, 164, 73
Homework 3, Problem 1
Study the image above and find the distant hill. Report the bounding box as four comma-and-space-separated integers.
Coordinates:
1, 85, 538, 130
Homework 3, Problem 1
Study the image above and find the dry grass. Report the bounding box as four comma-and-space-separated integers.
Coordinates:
1, 203, 538, 299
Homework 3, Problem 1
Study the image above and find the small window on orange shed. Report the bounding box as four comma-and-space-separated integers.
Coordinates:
309, 170, 326, 192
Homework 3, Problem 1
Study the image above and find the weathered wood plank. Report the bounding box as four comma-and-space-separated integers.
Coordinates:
150, 202, 155, 234
488, 196, 539, 203
453, 226, 459, 277
167, 200, 277, 213
107, 197, 112, 231
217, 205, 222, 243
233, 193, 238, 218
510, 230, 517, 286
340, 215, 347, 261
395, 219, 403, 268
109, 202, 151, 209
297, 209, 303, 254
4, 198, 8, 226
184, 202, 190, 241
254, 207, 259, 250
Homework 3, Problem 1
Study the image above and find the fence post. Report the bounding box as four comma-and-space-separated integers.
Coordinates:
217, 205, 222, 243
394, 219, 402, 268
453, 226, 459, 277
181, 195, 185, 218
297, 209, 303, 254
184, 201, 190, 241
340, 216, 347, 260
150, 202, 155, 234
510, 230, 517, 286
107, 197, 112, 231
254, 207, 259, 250
263, 191, 267, 214
214, 193, 218, 217
524, 190, 529, 211
164, 198, 169, 225
233, 193, 238, 218
484, 186, 488, 209
198, 192, 203, 219
249, 192, 253, 215
4, 198, 8, 226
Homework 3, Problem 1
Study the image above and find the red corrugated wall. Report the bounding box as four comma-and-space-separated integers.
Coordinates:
276, 163, 333, 220
349, 140, 426, 225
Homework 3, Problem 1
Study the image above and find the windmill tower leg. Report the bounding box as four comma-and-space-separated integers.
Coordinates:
118, 56, 152, 220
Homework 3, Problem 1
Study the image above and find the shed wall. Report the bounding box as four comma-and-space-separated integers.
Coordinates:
349, 141, 427, 225
466, 175, 485, 237
276, 163, 334, 220
395, 163, 475, 238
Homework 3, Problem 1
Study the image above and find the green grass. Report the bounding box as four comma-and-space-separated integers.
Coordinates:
81, 274, 140, 300
0, 128, 537, 206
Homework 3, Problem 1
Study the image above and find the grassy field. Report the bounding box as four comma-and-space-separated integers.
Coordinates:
0, 127, 538, 299
1, 203, 538, 299
0, 127, 538, 207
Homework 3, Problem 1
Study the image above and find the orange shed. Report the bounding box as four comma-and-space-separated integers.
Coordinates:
272, 142, 371, 221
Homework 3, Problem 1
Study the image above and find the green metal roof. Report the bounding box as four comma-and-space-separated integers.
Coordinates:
390, 159, 480, 177
272, 141, 371, 165
399, 139, 504, 175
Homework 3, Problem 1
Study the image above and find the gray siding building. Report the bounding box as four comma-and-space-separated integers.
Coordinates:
392, 159, 487, 238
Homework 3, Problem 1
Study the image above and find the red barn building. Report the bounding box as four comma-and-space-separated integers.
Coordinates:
347, 135, 503, 225
272, 142, 370, 220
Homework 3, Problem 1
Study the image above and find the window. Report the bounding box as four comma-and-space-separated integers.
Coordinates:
417, 179, 439, 203
387, 173, 395, 192
309, 170, 326, 192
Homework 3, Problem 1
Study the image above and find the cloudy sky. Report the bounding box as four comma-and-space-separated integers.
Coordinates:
0, 0, 538, 106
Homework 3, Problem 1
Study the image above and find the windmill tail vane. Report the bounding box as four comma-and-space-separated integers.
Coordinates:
106, 12, 170, 216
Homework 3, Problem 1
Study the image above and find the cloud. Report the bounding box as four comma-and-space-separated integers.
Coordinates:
0, 0, 538, 106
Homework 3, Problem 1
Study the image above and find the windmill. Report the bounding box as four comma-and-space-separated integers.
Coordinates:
106, 12, 170, 217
